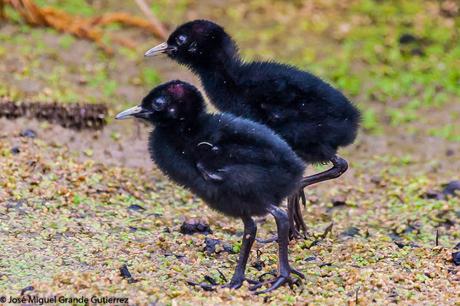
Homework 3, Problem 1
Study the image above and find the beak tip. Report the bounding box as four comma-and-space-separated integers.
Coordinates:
115, 105, 143, 120
144, 42, 170, 58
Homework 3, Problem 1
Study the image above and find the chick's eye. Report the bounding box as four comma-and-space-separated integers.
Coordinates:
152, 97, 167, 110
176, 34, 187, 46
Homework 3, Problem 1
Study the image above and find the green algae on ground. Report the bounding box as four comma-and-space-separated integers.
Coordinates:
1, 117, 460, 305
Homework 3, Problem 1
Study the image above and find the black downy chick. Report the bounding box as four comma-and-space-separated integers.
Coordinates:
144, 20, 361, 239
116, 80, 306, 293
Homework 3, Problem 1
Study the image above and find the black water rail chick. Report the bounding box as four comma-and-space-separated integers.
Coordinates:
116, 80, 306, 294
144, 20, 361, 239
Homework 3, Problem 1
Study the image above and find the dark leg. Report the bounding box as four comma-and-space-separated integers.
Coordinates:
259, 155, 349, 243
251, 205, 304, 294
287, 195, 302, 239
287, 191, 308, 239
225, 215, 257, 289
259, 194, 305, 243
288, 155, 349, 238
300, 155, 349, 189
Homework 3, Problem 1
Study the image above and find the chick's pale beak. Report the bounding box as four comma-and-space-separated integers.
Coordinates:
115, 105, 144, 120
144, 42, 176, 57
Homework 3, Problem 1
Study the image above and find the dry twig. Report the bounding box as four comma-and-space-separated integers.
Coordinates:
0, 0, 167, 54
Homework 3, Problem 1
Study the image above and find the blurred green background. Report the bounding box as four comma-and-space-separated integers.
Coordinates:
1, 0, 459, 140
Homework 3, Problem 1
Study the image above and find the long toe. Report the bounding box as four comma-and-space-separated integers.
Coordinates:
254, 276, 291, 295
300, 189, 307, 207
223, 277, 260, 290
249, 267, 304, 293
256, 236, 278, 244
249, 277, 278, 291
289, 227, 303, 240
291, 267, 305, 279
244, 277, 261, 285
222, 280, 243, 290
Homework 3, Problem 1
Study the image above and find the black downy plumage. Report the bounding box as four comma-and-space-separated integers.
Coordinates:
116, 80, 305, 293
145, 20, 361, 238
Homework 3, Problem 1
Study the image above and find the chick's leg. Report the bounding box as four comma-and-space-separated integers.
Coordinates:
288, 190, 308, 239
300, 155, 349, 188
251, 205, 304, 294
259, 155, 349, 242
225, 215, 257, 289
289, 155, 349, 239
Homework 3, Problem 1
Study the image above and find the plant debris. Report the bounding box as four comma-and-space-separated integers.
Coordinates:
442, 180, 460, 197
331, 195, 347, 207
339, 226, 360, 238
186, 281, 216, 292
20, 285, 34, 295
10, 145, 20, 154
19, 128, 37, 138
0, 99, 107, 130
1, 0, 167, 54
180, 219, 213, 235
203, 237, 235, 255
119, 265, 137, 284
127, 204, 145, 212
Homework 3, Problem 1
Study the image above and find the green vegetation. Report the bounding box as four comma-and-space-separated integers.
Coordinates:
35, 0, 96, 16
1, 136, 458, 304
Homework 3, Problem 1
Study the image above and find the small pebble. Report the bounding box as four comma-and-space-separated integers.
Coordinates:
340, 227, 360, 238
251, 260, 264, 271
180, 219, 212, 235
370, 176, 383, 185
20, 129, 37, 138
127, 204, 145, 212
11, 146, 20, 155
399, 33, 417, 44
442, 180, 460, 197
20, 285, 34, 295
204, 237, 234, 254
119, 264, 133, 279
119, 264, 137, 283
331, 196, 347, 207
421, 190, 444, 200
